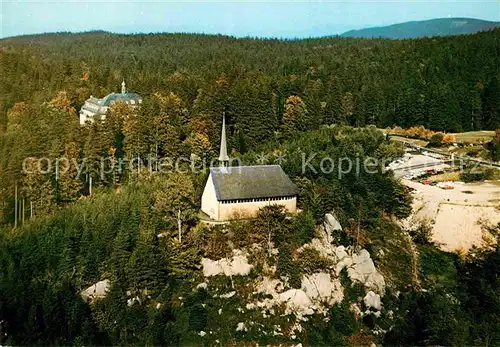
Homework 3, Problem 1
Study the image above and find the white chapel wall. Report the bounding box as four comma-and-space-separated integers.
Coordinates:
201, 173, 219, 219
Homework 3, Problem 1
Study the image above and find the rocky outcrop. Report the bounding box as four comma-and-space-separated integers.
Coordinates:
336, 249, 386, 294
304, 213, 386, 294
80, 279, 110, 303
199, 211, 386, 331
363, 291, 382, 311
301, 272, 344, 306
324, 213, 342, 236
248, 272, 344, 320
278, 289, 315, 317
202, 249, 253, 277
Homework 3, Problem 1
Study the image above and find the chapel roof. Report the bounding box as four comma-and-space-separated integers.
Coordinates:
209, 165, 298, 201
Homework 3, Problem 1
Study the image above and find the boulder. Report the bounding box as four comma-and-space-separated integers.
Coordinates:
219, 291, 236, 298
236, 322, 247, 332
301, 272, 344, 306
335, 245, 348, 260
279, 289, 315, 317
196, 282, 208, 290
335, 249, 386, 294
348, 250, 385, 293
81, 279, 110, 302
335, 256, 353, 274
363, 291, 382, 311
201, 249, 253, 277
324, 213, 342, 234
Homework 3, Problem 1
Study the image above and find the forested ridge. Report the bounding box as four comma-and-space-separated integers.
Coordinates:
1, 125, 499, 346
1, 29, 500, 135
341, 17, 500, 39
1, 29, 500, 346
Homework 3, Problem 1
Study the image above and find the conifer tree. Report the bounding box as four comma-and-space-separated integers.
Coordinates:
282, 95, 309, 136
482, 76, 500, 130
153, 174, 197, 243
57, 142, 81, 204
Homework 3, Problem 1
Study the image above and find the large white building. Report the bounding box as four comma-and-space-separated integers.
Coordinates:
201, 116, 298, 221
79, 81, 142, 125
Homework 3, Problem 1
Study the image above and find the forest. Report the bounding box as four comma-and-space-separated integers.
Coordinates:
0, 125, 499, 345
0, 29, 499, 345
1, 29, 500, 222
1, 29, 500, 136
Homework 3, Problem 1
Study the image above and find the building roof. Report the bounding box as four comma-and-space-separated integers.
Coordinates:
100, 92, 142, 106
80, 92, 142, 115
84, 92, 142, 107
209, 165, 298, 201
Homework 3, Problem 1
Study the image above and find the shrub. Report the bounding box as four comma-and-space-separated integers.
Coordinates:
293, 210, 316, 245
443, 134, 456, 144
409, 221, 433, 245
277, 246, 301, 288
460, 169, 495, 183
339, 268, 365, 301
405, 126, 427, 138
296, 247, 334, 274
428, 133, 444, 147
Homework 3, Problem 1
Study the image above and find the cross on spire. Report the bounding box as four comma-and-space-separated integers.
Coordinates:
218, 113, 230, 167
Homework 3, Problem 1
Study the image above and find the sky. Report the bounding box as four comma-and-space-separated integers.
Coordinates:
1, 0, 500, 39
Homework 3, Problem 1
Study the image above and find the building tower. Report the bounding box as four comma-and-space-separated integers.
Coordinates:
121, 80, 126, 94
218, 113, 230, 167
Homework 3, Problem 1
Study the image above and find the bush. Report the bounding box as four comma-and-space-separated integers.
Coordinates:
460, 169, 495, 183
428, 133, 444, 147
486, 135, 500, 161
297, 247, 334, 274
339, 268, 365, 301
409, 221, 433, 245
277, 246, 301, 288
443, 134, 456, 143
293, 210, 316, 245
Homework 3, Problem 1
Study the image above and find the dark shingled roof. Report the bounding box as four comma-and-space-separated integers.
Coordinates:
210, 165, 298, 201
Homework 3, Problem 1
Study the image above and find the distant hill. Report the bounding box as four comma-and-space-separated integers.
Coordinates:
341, 18, 500, 39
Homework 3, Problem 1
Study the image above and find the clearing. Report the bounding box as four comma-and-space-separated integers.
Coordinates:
452, 130, 495, 144
402, 179, 500, 252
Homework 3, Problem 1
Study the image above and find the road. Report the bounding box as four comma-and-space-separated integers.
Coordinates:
389, 136, 500, 170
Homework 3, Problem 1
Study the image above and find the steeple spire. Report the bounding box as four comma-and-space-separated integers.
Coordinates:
218, 113, 229, 167
121, 80, 126, 94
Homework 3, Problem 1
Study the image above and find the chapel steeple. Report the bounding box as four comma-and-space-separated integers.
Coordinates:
218, 113, 230, 167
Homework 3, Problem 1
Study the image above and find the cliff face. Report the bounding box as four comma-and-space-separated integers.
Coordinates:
194, 213, 389, 343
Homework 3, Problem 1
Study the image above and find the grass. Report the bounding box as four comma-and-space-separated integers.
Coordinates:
418, 244, 458, 289
449, 145, 488, 158
390, 136, 429, 147
452, 131, 495, 144
390, 131, 494, 147
427, 171, 460, 182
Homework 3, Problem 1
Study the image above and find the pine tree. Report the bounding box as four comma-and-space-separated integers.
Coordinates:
340, 92, 355, 126
153, 174, 197, 243
22, 158, 56, 217
57, 142, 81, 204
282, 95, 309, 136
123, 103, 150, 174
482, 76, 500, 130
